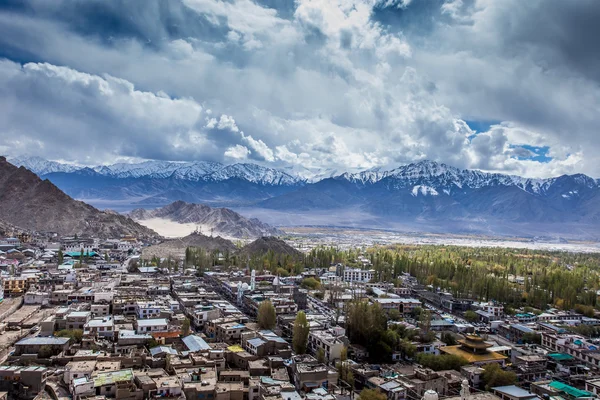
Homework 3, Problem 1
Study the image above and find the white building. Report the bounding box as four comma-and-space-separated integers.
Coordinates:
84, 317, 115, 338
308, 328, 345, 362
343, 268, 374, 283
136, 318, 168, 334
136, 301, 162, 319
477, 302, 504, 318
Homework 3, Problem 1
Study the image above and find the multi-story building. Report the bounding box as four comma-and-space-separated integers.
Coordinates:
343, 268, 374, 283
308, 328, 345, 362
375, 298, 421, 316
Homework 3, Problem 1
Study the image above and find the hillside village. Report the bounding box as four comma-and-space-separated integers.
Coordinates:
0, 229, 598, 400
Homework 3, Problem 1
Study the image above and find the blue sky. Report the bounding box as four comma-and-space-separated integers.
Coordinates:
0, 0, 598, 179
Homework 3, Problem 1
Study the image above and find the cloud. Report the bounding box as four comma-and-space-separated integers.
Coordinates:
241, 133, 275, 162
224, 144, 250, 159
0, 0, 598, 178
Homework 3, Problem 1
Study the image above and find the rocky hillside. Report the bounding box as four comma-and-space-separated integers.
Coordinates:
0, 157, 158, 238
237, 237, 302, 259
130, 201, 281, 239
141, 232, 237, 260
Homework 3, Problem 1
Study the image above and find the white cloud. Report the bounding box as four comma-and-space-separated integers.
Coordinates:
224, 144, 250, 159
241, 133, 275, 162
216, 115, 239, 132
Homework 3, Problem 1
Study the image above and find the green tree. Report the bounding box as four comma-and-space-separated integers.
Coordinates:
464, 310, 479, 323
56, 329, 83, 343
388, 308, 401, 321
316, 347, 326, 364
441, 332, 457, 346
359, 389, 387, 400
38, 345, 55, 358
521, 332, 541, 344
293, 311, 309, 354
57, 249, 64, 265
301, 277, 321, 290
416, 353, 468, 371
257, 300, 277, 330
482, 363, 517, 390
181, 318, 191, 336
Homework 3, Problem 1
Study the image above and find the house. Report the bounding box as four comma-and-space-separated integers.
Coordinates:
308, 329, 345, 362
66, 311, 92, 330
14, 337, 70, 356
64, 360, 97, 386
136, 318, 169, 333
84, 317, 115, 339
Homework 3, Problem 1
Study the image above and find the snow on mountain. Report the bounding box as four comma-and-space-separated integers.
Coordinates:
92, 160, 189, 179
411, 185, 439, 196
205, 163, 302, 185
338, 160, 600, 196
8, 156, 82, 175
169, 161, 224, 181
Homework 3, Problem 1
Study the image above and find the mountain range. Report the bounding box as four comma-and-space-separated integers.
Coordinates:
129, 201, 281, 239
8, 156, 600, 237
0, 157, 158, 238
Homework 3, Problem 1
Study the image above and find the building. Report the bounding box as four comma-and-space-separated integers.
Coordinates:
66, 311, 92, 330
308, 329, 345, 362
14, 337, 70, 356
343, 268, 374, 283
375, 298, 421, 316
136, 318, 168, 334
440, 335, 507, 366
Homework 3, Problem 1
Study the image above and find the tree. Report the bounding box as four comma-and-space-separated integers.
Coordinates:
464, 310, 479, 323
388, 308, 401, 321
181, 318, 191, 336
410, 307, 423, 319
441, 332, 457, 346
316, 347, 326, 364
482, 363, 517, 390
521, 332, 541, 344
56, 329, 83, 343
257, 300, 276, 330
38, 345, 55, 358
416, 354, 468, 371
57, 249, 64, 265
301, 277, 321, 290
359, 389, 387, 400
293, 311, 309, 354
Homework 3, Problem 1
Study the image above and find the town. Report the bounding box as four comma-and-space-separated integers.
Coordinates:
0, 230, 599, 400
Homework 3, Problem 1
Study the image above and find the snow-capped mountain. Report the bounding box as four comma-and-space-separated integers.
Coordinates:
9, 156, 600, 234
8, 156, 82, 175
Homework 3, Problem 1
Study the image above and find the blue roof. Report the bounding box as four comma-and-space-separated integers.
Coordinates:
248, 338, 267, 347
182, 335, 210, 352
150, 346, 178, 357
512, 324, 535, 333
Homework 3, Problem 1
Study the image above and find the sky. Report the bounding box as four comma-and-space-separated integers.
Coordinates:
0, 0, 599, 179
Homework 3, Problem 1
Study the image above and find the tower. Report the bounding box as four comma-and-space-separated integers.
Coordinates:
250, 270, 256, 291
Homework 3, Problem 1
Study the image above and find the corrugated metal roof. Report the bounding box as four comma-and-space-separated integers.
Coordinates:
182, 335, 210, 352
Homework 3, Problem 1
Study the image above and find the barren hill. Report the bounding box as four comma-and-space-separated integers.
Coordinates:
0, 157, 158, 239
141, 232, 237, 260
130, 200, 281, 239
237, 236, 302, 258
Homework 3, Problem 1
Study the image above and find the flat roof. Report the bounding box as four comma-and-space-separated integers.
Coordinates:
16, 337, 70, 346
492, 386, 536, 399
136, 318, 168, 327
